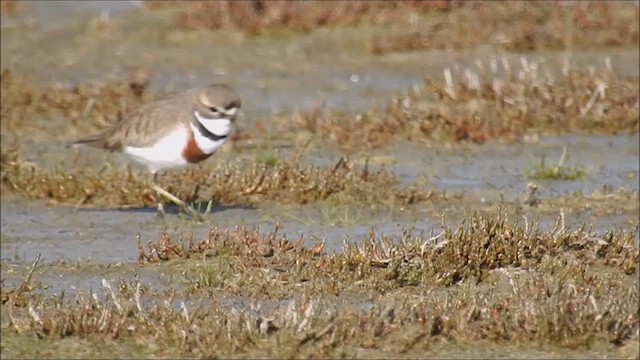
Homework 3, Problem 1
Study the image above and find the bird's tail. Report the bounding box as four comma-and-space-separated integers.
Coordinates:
66, 132, 110, 149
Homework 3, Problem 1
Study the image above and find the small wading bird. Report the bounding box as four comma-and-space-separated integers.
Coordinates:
67, 84, 241, 218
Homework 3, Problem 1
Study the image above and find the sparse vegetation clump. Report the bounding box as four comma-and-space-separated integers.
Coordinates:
2, 213, 638, 358
143, 1, 638, 52
0, 69, 153, 139
2, 62, 638, 153
526, 146, 586, 181
146, 0, 639, 54
370, 1, 639, 54
158, 0, 454, 35
0, 146, 440, 209
139, 212, 639, 282
258, 62, 638, 150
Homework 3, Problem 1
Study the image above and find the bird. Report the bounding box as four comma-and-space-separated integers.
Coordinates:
68, 84, 241, 216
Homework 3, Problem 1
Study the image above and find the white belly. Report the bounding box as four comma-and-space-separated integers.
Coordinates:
124, 127, 190, 174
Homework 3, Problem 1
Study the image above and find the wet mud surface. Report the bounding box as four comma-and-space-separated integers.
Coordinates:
2, 133, 638, 266
1, 2, 638, 358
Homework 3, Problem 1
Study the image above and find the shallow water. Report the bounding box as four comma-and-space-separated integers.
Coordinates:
0, 3, 638, 357
2, 1, 638, 262
3, 131, 638, 265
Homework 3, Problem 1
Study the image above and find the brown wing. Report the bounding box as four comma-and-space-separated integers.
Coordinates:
68, 95, 191, 151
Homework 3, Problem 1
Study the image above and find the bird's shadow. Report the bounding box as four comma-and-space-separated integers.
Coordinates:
78, 202, 256, 216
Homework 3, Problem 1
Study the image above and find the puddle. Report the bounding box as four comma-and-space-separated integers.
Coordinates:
0, 194, 426, 265
387, 134, 639, 199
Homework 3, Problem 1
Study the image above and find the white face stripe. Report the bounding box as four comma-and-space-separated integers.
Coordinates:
194, 111, 232, 137
223, 107, 237, 116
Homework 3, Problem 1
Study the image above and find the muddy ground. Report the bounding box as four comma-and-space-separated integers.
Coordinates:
1, 1, 638, 359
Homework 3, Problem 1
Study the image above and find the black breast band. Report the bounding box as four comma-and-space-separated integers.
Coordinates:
191, 117, 228, 141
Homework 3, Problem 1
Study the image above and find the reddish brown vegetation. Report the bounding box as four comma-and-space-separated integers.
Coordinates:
171, 0, 456, 35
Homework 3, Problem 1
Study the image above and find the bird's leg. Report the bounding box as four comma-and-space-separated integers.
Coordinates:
151, 172, 165, 217
150, 172, 203, 220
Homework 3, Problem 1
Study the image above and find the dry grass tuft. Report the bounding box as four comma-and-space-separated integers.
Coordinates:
258, 62, 639, 150
370, 2, 639, 54
0, 69, 151, 140
137, 223, 323, 269
343, 212, 639, 280
0, 147, 439, 208
143, 1, 638, 51
2, 212, 638, 357
1, 255, 42, 307
2, 63, 637, 153
167, 0, 454, 35
140, 211, 638, 293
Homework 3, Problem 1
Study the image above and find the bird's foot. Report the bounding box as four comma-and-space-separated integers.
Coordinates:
156, 202, 166, 219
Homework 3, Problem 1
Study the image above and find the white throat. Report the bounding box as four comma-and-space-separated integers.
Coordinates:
190, 111, 232, 154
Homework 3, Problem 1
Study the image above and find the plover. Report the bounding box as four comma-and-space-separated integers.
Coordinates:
68, 84, 241, 216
